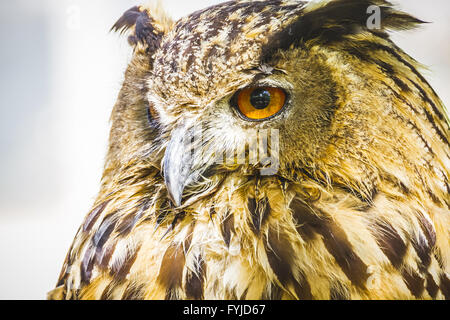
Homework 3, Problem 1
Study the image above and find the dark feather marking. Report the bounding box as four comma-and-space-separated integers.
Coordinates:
122, 282, 146, 300
111, 244, 141, 281
391, 90, 419, 115
439, 273, 450, 300
221, 210, 234, 247
248, 197, 271, 234
116, 198, 152, 235
100, 282, 114, 300
247, 198, 258, 230
397, 181, 410, 196
427, 188, 441, 205
416, 212, 436, 249
293, 272, 313, 300
441, 170, 450, 199
160, 224, 174, 241
291, 199, 368, 287
320, 216, 369, 288
157, 242, 186, 299
434, 249, 445, 270
376, 59, 395, 75
261, 283, 283, 300
80, 246, 95, 284
381, 95, 438, 162
161, 211, 186, 240
296, 166, 319, 184
83, 200, 110, 232
401, 268, 425, 298
421, 104, 450, 147
183, 37, 199, 72
290, 198, 321, 241
116, 213, 135, 236
392, 76, 411, 92
208, 205, 216, 220
411, 80, 447, 129
93, 214, 118, 250
225, 288, 238, 300
425, 273, 439, 299
411, 233, 432, 272
156, 212, 168, 227
100, 280, 123, 300
371, 219, 407, 269
98, 241, 117, 270
265, 228, 312, 299
267, 231, 291, 267
165, 288, 180, 300
185, 255, 206, 300
135, 167, 155, 181
330, 281, 351, 300
335, 183, 377, 208
409, 122, 435, 157
239, 286, 250, 300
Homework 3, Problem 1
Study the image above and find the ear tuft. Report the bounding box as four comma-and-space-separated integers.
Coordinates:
262, 0, 426, 61
299, 0, 426, 42
111, 6, 142, 35
111, 5, 171, 53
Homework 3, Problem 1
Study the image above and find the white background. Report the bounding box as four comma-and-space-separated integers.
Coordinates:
0, 0, 448, 299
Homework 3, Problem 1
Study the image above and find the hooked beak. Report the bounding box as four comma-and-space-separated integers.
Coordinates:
163, 125, 192, 207
163, 123, 206, 207
163, 121, 238, 208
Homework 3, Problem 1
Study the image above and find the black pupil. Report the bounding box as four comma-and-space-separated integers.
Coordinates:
250, 88, 271, 109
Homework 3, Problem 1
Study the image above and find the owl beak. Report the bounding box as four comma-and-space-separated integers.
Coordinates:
163, 122, 222, 208
162, 124, 196, 207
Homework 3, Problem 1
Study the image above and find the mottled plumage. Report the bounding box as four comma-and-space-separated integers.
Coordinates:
49, 0, 449, 300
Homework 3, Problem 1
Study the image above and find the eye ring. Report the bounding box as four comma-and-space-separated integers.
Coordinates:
232, 86, 287, 121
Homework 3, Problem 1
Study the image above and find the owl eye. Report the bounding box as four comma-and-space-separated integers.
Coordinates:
234, 87, 286, 121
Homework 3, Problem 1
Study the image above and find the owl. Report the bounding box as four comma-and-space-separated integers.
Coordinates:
48, 0, 449, 300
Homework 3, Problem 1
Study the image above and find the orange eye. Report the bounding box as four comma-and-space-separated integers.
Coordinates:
234, 87, 286, 120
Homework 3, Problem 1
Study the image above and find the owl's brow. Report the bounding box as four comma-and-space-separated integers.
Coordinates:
244, 68, 287, 85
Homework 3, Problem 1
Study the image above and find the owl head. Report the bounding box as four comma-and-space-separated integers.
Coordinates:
108, 0, 448, 209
